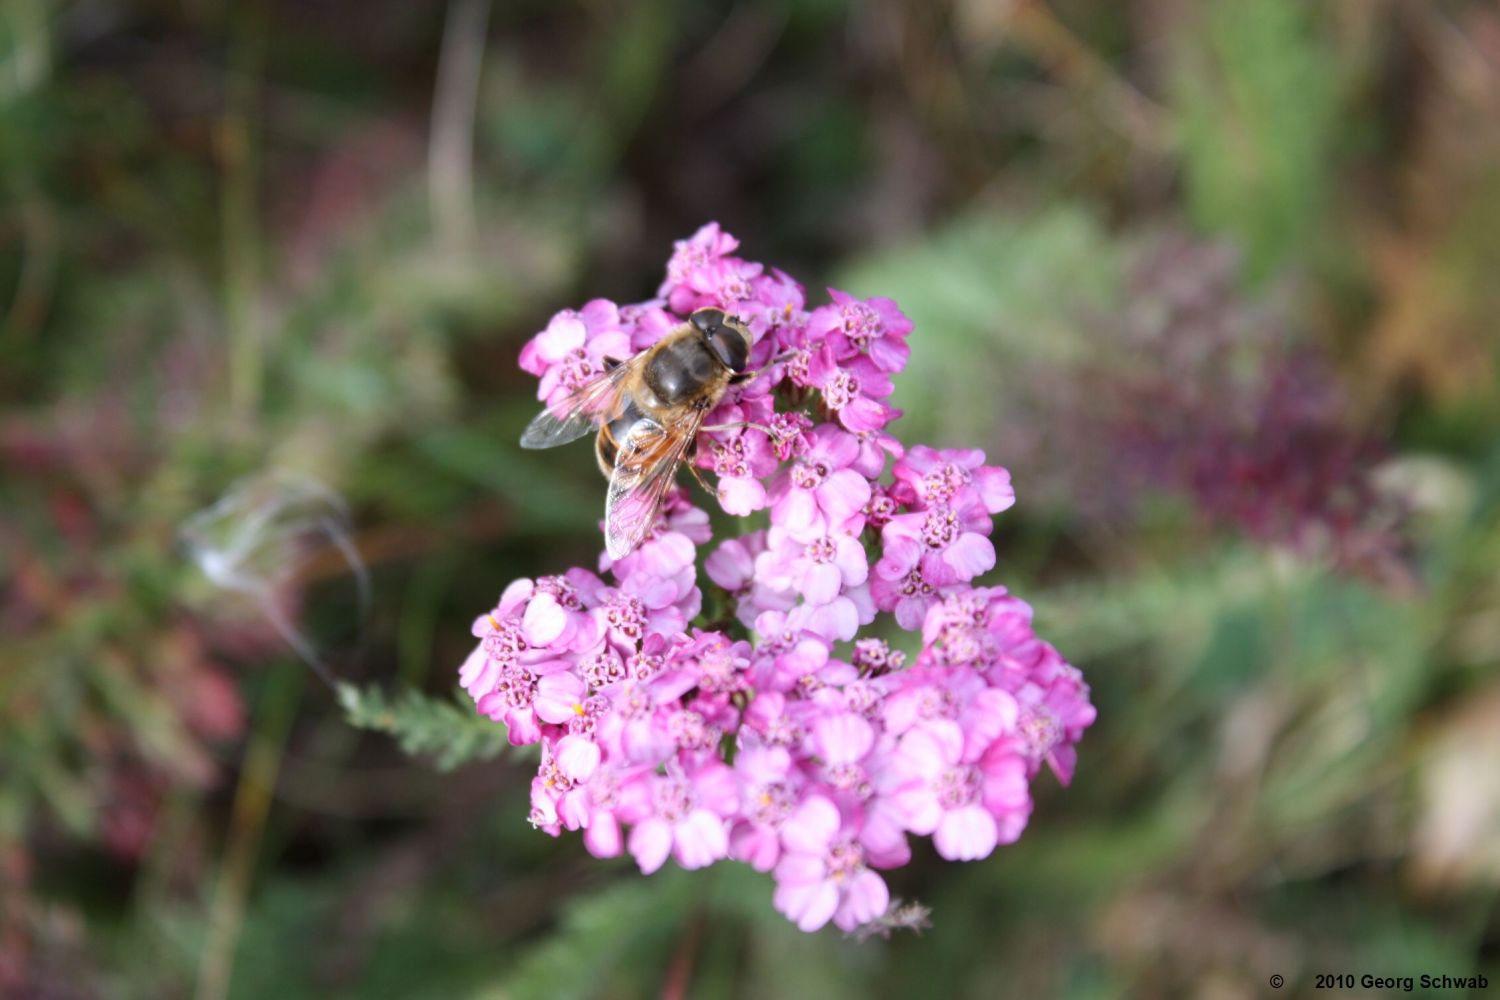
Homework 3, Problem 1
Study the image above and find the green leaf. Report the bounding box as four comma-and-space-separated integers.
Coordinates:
338, 683, 509, 771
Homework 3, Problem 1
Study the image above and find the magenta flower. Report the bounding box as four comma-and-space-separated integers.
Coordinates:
520, 299, 632, 407
658, 222, 763, 315
624, 762, 739, 873
769, 425, 872, 535
459, 224, 1093, 935
887, 720, 1030, 861
756, 522, 869, 607
890, 445, 1016, 515
772, 798, 891, 932
876, 499, 998, 588
808, 348, 898, 433
807, 289, 913, 373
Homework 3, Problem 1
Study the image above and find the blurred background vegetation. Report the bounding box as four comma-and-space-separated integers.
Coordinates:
4, 0, 1500, 997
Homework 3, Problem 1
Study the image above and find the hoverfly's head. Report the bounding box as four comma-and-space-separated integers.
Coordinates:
690, 307, 750, 374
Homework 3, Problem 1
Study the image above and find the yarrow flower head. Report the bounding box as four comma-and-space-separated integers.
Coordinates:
460, 225, 1094, 935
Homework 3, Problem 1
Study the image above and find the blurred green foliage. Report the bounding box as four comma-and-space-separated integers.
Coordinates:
4, 1, 1500, 998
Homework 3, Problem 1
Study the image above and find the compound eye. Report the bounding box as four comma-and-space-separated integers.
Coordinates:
690, 308, 725, 336
708, 326, 749, 373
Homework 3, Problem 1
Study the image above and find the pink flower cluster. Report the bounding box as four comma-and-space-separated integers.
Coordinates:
462, 224, 1094, 934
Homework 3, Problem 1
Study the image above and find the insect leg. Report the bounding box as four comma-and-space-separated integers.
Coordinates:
701, 421, 776, 436
686, 462, 721, 499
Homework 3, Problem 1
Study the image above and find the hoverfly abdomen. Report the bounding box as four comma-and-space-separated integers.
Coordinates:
596, 397, 644, 477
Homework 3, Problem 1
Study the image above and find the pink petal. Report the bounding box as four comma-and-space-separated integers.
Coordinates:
628, 817, 673, 874
693, 763, 740, 815
961, 689, 1019, 762
902, 722, 962, 774
934, 805, 999, 861
868, 335, 909, 372
939, 533, 995, 581
798, 598, 860, 642
498, 578, 536, 613
833, 870, 889, 931
718, 476, 766, 516
673, 810, 729, 869
820, 470, 871, 521
973, 466, 1015, 513
705, 538, 756, 590
522, 594, 567, 646
458, 645, 495, 696
839, 397, 890, 433
892, 786, 942, 835
583, 813, 622, 858
780, 489, 819, 535
894, 595, 929, 631
534, 672, 585, 724
781, 795, 840, 854
860, 801, 912, 869
813, 713, 875, 766
556, 735, 601, 781
833, 535, 869, 586
539, 314, 586, 361
773, 852, 827, 886
774, 880, 839, 933
802, 562, 843, 605
731, 825, 782, 872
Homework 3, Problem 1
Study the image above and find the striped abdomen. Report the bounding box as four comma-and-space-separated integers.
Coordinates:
594, 395, 643, 478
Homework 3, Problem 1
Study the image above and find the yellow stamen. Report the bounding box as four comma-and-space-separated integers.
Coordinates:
573, 703, 586, 716
487, 614, 500, 630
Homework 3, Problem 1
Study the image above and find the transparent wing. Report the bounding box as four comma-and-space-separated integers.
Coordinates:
519, 358, 637, 450
603, 407, 706, 559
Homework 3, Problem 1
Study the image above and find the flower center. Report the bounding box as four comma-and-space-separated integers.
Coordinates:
615, 682, 651, 720
825, 837, 864, 881
804, 536, 837, 564
768, 413, 811, 460
581, 648, 627, 688
851, 640, 904, 676
785, 349, 812, 386
482, 619, 528, 662
917, 685, 958, 720
791, 460, 825, 490
842, 302, 881, 351
696, 646, 740, 692
567, 697, 608, 735
898, 567, 935, 598
654, 777, 694, 823
826, 762, 873, 799
932, 624, 987, 667
920, 463, 967, 505
604, 593, 648, 642
537, 574, 583, 610
561, 347, 595, 389
934, 765, 979, 809
1019, 708, 1061, 761
712, 438, 750, 477
493, 663, 538, 709
749, 782, 795, 826
824, 371, 860, 409
628, 648, 666, 681
539, 754, 578, 793
921, 507, 959, 549
668, 710, 719, 751
864, 490, 898, 529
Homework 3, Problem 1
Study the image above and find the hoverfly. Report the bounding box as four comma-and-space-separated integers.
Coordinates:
519, 307, 756, 559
